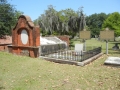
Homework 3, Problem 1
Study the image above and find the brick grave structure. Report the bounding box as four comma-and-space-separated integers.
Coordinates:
8, 15, 40, 58
0, 36, 12, 51
57, 35, 69, 46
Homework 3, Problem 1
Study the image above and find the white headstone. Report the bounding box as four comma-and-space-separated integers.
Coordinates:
75, 44, 83, 52
21, 30, 28, 44
104, 57, 120, 65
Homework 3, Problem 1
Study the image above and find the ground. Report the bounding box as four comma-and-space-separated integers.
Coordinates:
0, 38, 120, 90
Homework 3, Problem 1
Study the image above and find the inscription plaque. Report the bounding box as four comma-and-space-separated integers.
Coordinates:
21, 30, 28, 44
79, 31, 91, 39
100, 30, 114, 40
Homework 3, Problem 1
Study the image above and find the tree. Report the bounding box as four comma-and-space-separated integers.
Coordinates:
38, 5, 60, 35
36, 5, 86, 38
12, 10, 23, 28
0, 0, 16, 38
58, 8, 78, 35
86, 13, 108, 37
102, 12, 120, 36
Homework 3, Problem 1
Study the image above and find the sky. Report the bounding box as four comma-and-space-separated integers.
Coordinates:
9, 0, 120, 21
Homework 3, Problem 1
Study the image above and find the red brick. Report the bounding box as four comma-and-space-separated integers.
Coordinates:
57, 35, 69, 46
9, 15, 40, 58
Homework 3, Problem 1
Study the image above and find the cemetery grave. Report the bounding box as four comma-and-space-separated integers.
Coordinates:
39, 28, 102, 66
40, 38, 102, 66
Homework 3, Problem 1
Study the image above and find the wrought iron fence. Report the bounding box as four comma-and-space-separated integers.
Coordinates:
40, 43, 67, 56
41, 47, 102, 62
81, 47, 101, 61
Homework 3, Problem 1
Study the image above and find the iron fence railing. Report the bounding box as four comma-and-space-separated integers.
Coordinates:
40, 44, 67, 56
41, 47, 102, 62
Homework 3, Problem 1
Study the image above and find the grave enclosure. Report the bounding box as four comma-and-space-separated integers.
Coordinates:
7, 15, 69, 58
8, 15, 40, 58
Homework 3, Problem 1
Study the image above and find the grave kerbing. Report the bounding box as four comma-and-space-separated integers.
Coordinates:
8, 15, 40, 58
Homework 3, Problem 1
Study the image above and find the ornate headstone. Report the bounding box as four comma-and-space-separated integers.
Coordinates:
8, 15, 40, 58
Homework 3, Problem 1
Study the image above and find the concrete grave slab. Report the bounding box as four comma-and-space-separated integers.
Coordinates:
104, 57, 120, 66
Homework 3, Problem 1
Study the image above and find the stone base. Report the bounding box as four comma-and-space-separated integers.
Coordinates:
8, 45, 39, 58
40, 53, 103, 66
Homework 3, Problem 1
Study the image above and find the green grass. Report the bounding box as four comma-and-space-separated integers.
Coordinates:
72, 38, 120, 56
0, 39, 120, 90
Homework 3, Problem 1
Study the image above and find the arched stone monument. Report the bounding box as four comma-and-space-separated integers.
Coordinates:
8, 15, 40, 58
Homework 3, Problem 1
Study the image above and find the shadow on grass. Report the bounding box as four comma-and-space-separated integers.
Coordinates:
102, 49, 120, 55
0, 86, 5, 90
104, 64, 120, 68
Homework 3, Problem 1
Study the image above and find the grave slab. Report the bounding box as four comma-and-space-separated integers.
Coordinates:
104, 57, 120, 66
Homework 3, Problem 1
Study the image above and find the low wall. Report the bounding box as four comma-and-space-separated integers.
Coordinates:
40, 53, 103, 66
0, 44, 11, 51
8, 45, 39, 58
57, 35, 69, 46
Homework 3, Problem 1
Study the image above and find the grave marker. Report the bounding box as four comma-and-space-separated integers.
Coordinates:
79, 30, 91, 51
79, 31, 91, 40
100, 28, 114, 54
75, 44, 83, 52
8, 15, 40, 58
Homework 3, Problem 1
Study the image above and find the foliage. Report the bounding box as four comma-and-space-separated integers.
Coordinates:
0, 0, 15, 37
86, 13, 108, 38
102, 12, 120, 36
0, 0, 23, 38
36, 6, 113, 38
35, 5, 86, 38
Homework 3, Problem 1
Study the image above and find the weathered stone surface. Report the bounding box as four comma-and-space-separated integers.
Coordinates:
104, 57, 120, 65
75, 44, 83, 52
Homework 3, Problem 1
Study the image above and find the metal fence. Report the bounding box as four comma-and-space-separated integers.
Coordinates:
40, 43, 67, 56
41, 47, 102, 62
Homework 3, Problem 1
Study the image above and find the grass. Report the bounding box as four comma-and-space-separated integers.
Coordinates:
0, 39, 120, 90
72, 38, 120, 56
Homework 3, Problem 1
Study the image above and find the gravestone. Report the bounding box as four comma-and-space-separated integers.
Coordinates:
104, 57, 120, 66
8, 15, 40, 58
75, 44, 83, 52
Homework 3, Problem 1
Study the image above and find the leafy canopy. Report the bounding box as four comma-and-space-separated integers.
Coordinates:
86, 13, 108, 37
102, 12, 120, 36
0, 0, 23, 38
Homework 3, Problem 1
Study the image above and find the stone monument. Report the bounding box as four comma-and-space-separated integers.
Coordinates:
8, 15, 40, 58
